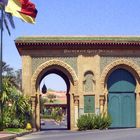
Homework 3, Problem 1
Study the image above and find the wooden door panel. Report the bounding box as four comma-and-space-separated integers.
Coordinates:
108, 94, 121, 128
121, 93, 136, 127
108, 93, 136, 128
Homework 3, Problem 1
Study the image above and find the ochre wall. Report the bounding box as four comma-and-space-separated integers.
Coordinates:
21, 48, 140, 130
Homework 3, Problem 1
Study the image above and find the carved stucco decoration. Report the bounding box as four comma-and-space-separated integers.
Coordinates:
32, 57, 77, 74
100, 59, 140, 93
31, 59, 78, 94
83, 71, 95, 93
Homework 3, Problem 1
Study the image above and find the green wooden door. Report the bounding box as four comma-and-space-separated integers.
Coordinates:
121, 93, 136, 127
108, 93, 135, 128
108, 94, 121, 127
107, 68, 136, 128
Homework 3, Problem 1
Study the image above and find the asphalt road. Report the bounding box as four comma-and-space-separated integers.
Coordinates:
41, 118, 67, 130
15, 128, 140, 140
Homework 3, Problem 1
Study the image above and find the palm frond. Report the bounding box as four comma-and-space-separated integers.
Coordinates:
4, 17, 11, 35
0, 19, 2, 30
0, 4, 3, 10
0, 8, 4, 30
0, 7, 15, 35
6, 13, 15, 29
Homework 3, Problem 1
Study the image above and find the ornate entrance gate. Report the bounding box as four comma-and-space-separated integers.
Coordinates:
15, 36, 140, 130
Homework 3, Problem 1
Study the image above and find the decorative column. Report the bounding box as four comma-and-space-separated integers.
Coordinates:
99, 95, 105, 114
73, 95, 79, 127
135, 85, 140, 128
31, 95, 37, 131
36, 93, 41, 130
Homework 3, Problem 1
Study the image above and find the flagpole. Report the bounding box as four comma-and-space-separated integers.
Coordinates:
0, 5, 4, 130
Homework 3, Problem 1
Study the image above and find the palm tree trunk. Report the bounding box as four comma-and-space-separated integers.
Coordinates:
0, 7, 4, 130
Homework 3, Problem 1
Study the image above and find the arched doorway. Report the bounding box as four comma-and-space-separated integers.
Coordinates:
107, 68, 136, 128
31, 60, 78, 131
39, 68, 71, 130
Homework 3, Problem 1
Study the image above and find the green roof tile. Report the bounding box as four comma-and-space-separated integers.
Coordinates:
15, 36, 140, 43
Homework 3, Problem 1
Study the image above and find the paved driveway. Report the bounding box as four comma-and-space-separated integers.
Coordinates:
41, 119, 67, 130
15, 128, 140, 140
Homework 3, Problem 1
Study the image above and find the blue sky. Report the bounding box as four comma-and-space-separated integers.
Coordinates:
3, 0, 140, 70
3, 0, 140, 90
40, 74, 67, 91
2, 0, 140, 90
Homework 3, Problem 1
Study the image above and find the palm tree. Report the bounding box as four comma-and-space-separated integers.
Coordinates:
2, 61, 14, 76
0, 3, 15, 130
1, 76, 31, 128
2, 61, 22, 90
14, 69, 22, 89
1, 77, 12, 104
0, 3, 15, 35
0, 62, 24, 129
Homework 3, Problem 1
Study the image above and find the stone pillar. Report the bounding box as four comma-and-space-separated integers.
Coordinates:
70, 93, 75, 130
36, 93, 41, 130
136, 86, 140, 128
74, 95, 79, 127
102, 88, 108, 113
22, 55, 32, 95
99, 95, 105, 114
31, 95, 37, 131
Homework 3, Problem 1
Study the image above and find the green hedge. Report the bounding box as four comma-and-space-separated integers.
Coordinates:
77, 113, 111, 131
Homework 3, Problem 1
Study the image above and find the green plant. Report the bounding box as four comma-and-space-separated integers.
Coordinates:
4, 128, 27, 133
77, 113, 112, 131
3, 115, 12, 128
12, 119, 20, 128
100, 113, 112, 129
77, 114, 94, 130
93, 114, 102, 129
0, 62, 31, 129
2, 79, 32, 129
47, 94, 56, 103
0, 118, 3, 131
41, 114, 52, 119
51, 107, 64, 122
93, 113, 111, 129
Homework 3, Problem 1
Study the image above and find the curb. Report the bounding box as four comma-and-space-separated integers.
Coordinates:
16, 130, 33, 137
0, 130, 33, 140
0, 134, 17, 140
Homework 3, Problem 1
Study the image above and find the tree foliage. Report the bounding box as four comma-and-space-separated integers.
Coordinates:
47, 94, 56, 103
2, 61, 22, 90
0, 62, 31, 129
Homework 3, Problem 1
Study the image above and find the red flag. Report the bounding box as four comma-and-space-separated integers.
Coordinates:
5, 0, 38, 24
19, 0, 37, 18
